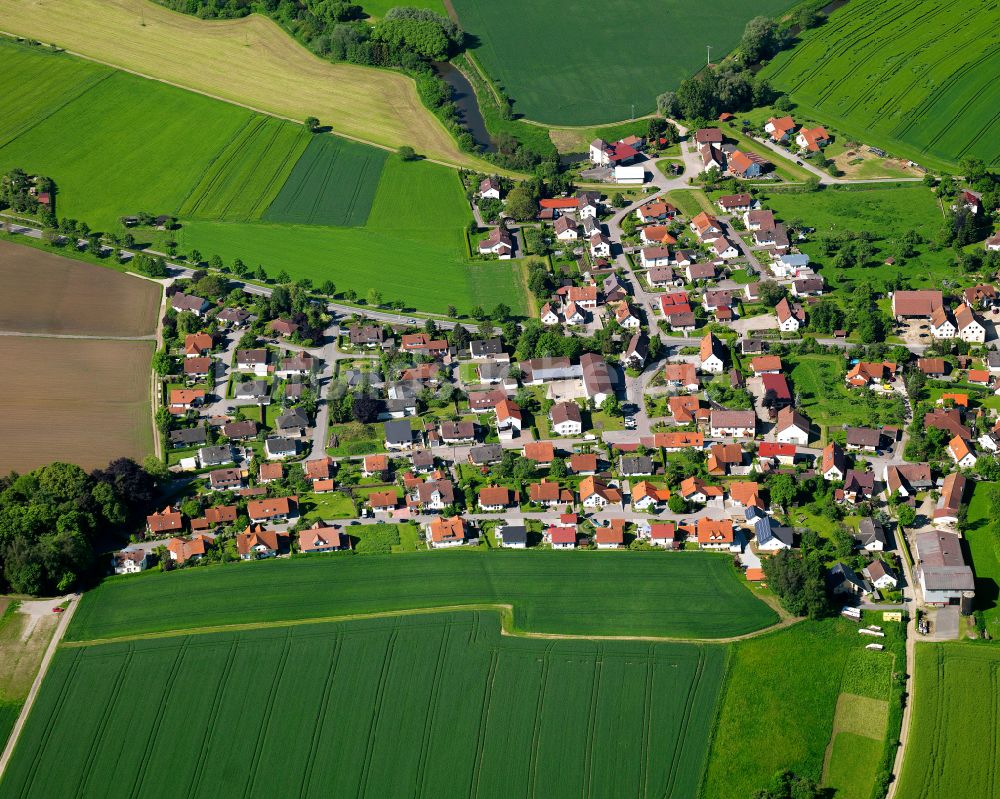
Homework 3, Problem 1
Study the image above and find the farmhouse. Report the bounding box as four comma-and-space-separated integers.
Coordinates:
914, 530, 975, 610
891, 290, 942, 319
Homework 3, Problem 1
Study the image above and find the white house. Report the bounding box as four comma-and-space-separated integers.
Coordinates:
775, 297, 801, 332
709, 409, 756, 439
112, 548, 148, 575
699, 333, 725, 374
590, 232, 612, 258
711, 237, 740, 260
774, 407, 810, 447
550, 402, 583, 436
930, 307, 956, 339
540, 303, 560, 325
641, 246, 672, 269
554, 216, 579, 241
479, 176, 501, 200
955, 304, 986, 343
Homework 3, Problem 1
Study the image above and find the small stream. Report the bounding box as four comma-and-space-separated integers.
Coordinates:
432, 61, 496, 153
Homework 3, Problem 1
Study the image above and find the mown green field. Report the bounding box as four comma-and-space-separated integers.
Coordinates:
896, 643, 1000, 799
0, 69, 251, 228
263, 135, 387, 226
964, 481, 1000, 639
702, 618, 897, 798
760, 185, 950, 290
66, 551, 777, 642
178, 116, 309, 222
0, 612, 725, 799
0, 39, 111, 150
452, 0, 797, 124
760, 0, 1000, 169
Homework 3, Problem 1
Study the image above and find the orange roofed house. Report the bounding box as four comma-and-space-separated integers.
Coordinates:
846, 361, 897, 388
237, 524, 282, 559
426, 515, 477, 548
697, 518, 736, 551
247, 496, 298, 524
147, 506, 183, 535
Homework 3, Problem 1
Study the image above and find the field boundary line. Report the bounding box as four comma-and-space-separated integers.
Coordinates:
0, 330, 156, 341
61, 602, 802, 649
0, 595, 78, 782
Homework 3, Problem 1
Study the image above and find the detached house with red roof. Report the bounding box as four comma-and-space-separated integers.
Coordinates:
237, 525, 281, 560
426, 516, 476, 548
764, 116, 796, 143
795, 126, 830, 152
697, 518, 737, 551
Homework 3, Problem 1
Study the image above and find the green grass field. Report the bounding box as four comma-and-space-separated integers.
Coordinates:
66, 551, 777, 642
964, 481, 1000, 639
263, 135, 387, 226
0, 39, 112, 150
760, 0, 1000, 169
703, 619, 874, 798
178, 116, 310, 222
825, 732, 884, 799
895, 643, 1000, 799
0, 69, 251, 229
759, 185, 950, 291
0, 611, 726, 799
452, 0, 797, 125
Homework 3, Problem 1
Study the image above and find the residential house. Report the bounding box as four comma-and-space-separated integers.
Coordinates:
774, 407, 810, 446
680, 477, 724, 505
883, 463, 933, 499
479, 227, 514, 258
569, 453, 599, 475
631, 481, 670, 510
495, 399, 523, 437
247, 496, 298, 524
594, 523, 625, 549
237, 525, 281, 559
383, 420, 414, 450
821, 441, 847, 481
775, 297, 803, 332
841, 470, 875, 504
478, 486, 514, 511
184, 332, 214, 357
717, 193, 755, 213
171, 291, 209, 316
208, 468, 243, 492
169, 426, 207, 448
764, 116, 796, 143
276, 407, 310, 438
856, 518, 887, 552
147, 506, 183, 535
479, 175, 501, 199
930, 306, 956, 339
707, 443, 743, 475
948, 436, 976, 469
750, 508, 793, 551
550, 402, 583, 436
299, 523, 351, 553
864, 560, 898, 591
697, 518, 736, 551
621, 333, 649, 370
757, 442, 796, 466
828, 562, 871, 597
581, 353, 614, 406
166, 536, 210, 565
528, 479, 568, 507
524, 441, 555, 466
699, 332, 726, 374
362, 453, 389, 478
112, 548, 148, 575
619, 455, 654, 477
845, 361, 897, 389
168, 389, 205, 414
710, 409, 756, 439
690, 212, 722, 239
368, 490, 398, 514
728, 150, 766, 179
348, 325, 387, 348
579, 477, 622, 509
236, 349, 268, 376
439, 420, 476, 444
498, 524, 527, 549
954, 304, 986, 343
744, 209, 776, 231
934, 472, 967, 526
846, 427, 883, 453
648, 523, 677, 548
795, 126, 830, 152
234, 380, 269, 403
264, 436, 298, 459
641, 245, 673, 269
468, 443, 503, 467
258, 462, 283, 483
414, 480, 456, 512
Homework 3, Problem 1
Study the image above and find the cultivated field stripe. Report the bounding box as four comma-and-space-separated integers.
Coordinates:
240, 631, 293, 799
413, 618, 452, 795
0, 70, 114, 150
354, 625, 398, 799
183, 636, 241, 798
468, 643, 500, 798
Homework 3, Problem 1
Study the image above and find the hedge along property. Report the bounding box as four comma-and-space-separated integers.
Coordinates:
0, 38, 529, 316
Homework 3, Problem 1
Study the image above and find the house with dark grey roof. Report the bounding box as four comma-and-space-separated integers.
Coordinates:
169, 426, 207, 448
855, 518, 887, 552
384, 420, 414, 449
468, 443, 503, 466
198, 445, 234, 468
276, 407, 310, 437
264, 436, 298, 459
619, 455, 654, 476
235, 379, 270, 403
499, 524, 527, 548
